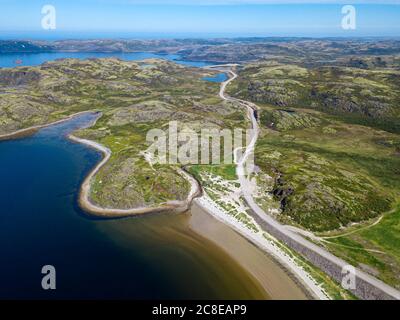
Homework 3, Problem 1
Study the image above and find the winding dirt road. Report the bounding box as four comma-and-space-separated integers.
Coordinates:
211, 65, 400, 300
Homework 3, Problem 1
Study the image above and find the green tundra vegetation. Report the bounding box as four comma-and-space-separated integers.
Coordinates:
2, 39, 400, 289
319, 205, 400, 288
227, 58, 400, 288
0, 58, 246, 208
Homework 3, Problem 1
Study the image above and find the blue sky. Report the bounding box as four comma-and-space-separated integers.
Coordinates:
0, 0, 399, 38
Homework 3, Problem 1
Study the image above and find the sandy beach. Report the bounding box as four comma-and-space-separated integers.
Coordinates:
0, 70, 325, 300
189, 201, 310, 300
0, 108, 316, 299
76, 132, 315, 299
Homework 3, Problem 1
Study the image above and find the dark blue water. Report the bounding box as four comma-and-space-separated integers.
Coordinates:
0, 113, 263, 299
202, 73, 228, 83
0, 52, 213, 68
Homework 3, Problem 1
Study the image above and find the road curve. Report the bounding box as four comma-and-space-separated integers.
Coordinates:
213, 65, 400, 300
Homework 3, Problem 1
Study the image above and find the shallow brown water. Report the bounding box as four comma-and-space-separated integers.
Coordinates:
95, 202, 308, 300
189, 202, 309, 300
95, 211, 270, 299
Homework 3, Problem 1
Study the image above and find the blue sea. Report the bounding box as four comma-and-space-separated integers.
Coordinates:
0, 103, 259, 300
0, 42, 260, 298
0, 52, 214, 68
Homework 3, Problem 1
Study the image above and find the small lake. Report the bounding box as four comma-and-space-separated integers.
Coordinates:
0, 113, 266, 299
0, 52, 214, 68
202, 73, 228, 83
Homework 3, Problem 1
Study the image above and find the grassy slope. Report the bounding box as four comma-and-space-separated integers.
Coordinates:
255, 113, 400, 231
322, 205, 400, 288
228, 60, 400, 288
228, 61, 400, 133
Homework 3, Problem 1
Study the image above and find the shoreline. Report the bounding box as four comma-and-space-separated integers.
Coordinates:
72, 131, 318, 299
0, 111, 99, 141
189, 201, 310, 300
0, 111, 202, 218
0, 77, 321, 300
0, 110, 314, 299
193, 195, 328, 300
0, 70, 327, 300
69, 134, 202, 218
1, 62, 399, 299
0, 67, 327, 299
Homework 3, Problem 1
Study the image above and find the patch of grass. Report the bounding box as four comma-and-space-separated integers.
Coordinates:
320, 204, 400, 288
189, 164, 237, 181
359, 205, 400, 259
